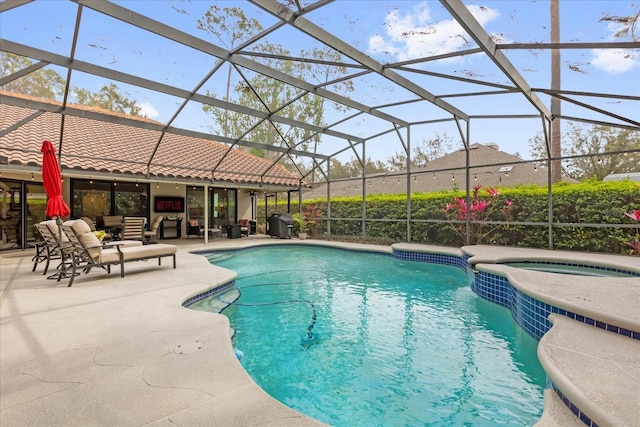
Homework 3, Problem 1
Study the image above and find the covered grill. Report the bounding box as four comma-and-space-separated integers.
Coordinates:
267, 213, 293, 239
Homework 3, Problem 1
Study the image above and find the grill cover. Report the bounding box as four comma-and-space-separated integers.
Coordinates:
268, 213, 293, 239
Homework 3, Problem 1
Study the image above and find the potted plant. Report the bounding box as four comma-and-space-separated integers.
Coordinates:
291, 212, 308, 240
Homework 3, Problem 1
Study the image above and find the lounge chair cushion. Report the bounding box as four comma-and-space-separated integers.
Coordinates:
41, 220, 70, 242
65, 220, 144, 261
65, 219, 175, 264
98, 243, 177, 264
67, 220, 102, 259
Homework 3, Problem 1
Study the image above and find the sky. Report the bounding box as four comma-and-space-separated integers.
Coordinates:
1, 0, 638, 164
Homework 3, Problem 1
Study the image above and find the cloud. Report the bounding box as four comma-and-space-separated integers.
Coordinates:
588, 18, 639, 74
368, 3, 500, 62
138, 102, 158, 118
590, 49, 637, 73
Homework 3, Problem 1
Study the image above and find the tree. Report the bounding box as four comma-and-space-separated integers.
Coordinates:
328, 157, 388, 180
529, 123, 640, 181
197, 6, 264, 137
1, 53, 142, 116
0, 52, 65, 99
600, 6, 640, 41
71, 83, 142, 116
197, 7, 354, 176
386, 132, 455, 170
201, 44, 352, 165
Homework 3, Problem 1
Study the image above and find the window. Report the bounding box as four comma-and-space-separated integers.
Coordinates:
186, 186, 204, 226
211, 187, 236, 227
186, 186, 237, 228
114, 182, 149, 218
72, 180, 111, 219
71, 179, 149, 222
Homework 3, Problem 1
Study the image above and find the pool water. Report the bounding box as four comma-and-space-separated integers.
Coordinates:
193, 246, 545, 426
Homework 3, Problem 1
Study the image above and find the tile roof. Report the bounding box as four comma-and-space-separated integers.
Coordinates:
305, 143, 577, 198
0, 91, 302, 189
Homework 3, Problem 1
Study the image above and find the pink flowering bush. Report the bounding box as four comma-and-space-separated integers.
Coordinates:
443, 185, 514, 245
624, 209, 640, 255
302, 204, 324, 237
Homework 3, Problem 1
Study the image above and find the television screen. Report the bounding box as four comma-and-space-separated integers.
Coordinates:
154, 196, 185, 213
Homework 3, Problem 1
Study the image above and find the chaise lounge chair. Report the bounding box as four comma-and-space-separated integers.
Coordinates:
33, 220, 74, 280
62, 219, 177, 287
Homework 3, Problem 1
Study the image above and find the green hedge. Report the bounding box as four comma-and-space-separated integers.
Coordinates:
257, 180, 640, 254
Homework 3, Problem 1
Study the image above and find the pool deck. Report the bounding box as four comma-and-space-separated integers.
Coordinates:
1, 238, 639, 426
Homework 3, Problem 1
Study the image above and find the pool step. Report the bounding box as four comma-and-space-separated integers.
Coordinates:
537, 314, 640, 427
205, 253, 235, 262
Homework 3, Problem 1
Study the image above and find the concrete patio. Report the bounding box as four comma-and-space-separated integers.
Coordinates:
1, 235, 325, 426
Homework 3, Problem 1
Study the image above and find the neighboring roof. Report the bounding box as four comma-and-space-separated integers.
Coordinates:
304, 144, 575, 198
603, 172, 640, 182
0, 91, 302, 189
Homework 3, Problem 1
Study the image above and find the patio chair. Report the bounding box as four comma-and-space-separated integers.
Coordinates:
62, 219, 177, 287
143, 215, 163, 244
238, 219, 250, 237
102, 215, 124, 240
122, 217, 146, 241
186, 217, 203, 238
33, 220, 74, 280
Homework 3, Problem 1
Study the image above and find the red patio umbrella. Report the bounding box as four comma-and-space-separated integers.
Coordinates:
41, 140, 70, 255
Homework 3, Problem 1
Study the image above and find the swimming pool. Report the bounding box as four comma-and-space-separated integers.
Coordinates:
192, 246, 545, 426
